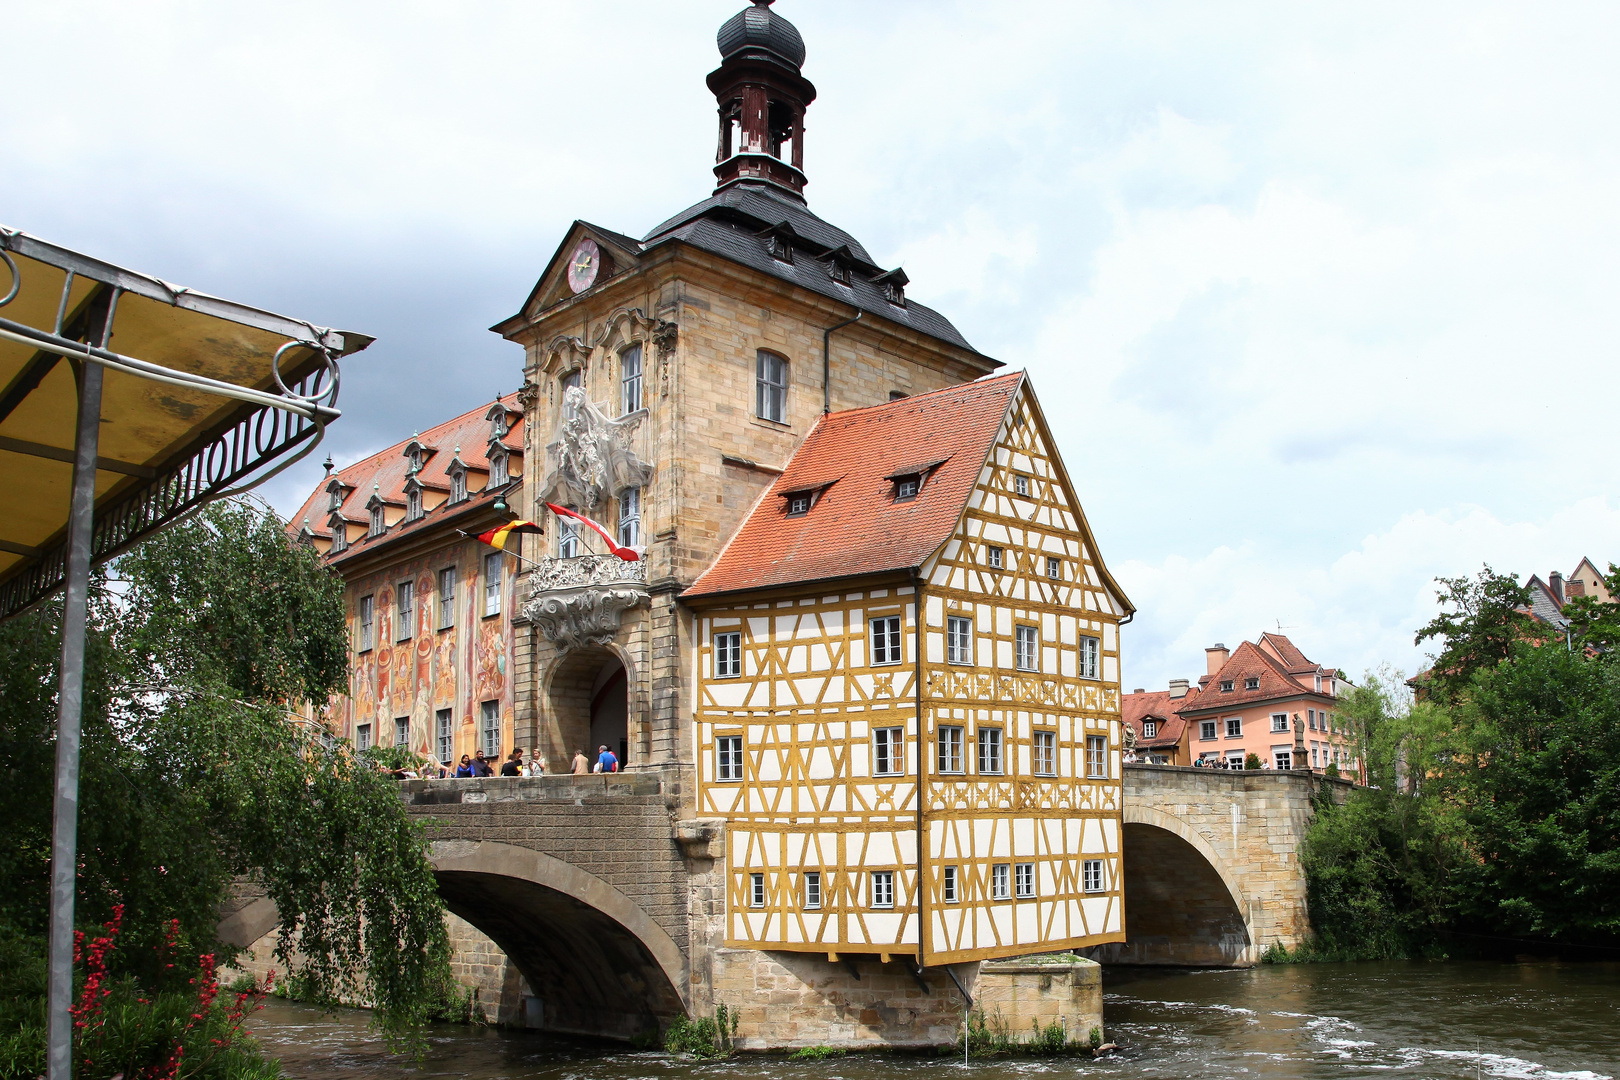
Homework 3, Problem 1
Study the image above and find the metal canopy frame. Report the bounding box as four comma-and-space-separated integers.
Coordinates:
0, 225, 373, 1080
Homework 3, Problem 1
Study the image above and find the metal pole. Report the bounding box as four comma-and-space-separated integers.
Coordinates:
47, 347, 107, 1080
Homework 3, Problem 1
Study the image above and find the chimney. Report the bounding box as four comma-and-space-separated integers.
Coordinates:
1133, 688, 1145, 695
1168, 678, 1190, 700
1205, 643, 1230, 677
1550, 571, 1565, 606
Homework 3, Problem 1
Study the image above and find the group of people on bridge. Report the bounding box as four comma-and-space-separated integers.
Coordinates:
380, 745, 622, 780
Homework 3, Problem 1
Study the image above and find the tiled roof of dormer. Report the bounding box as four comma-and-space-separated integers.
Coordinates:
1176, 640, 1318, 716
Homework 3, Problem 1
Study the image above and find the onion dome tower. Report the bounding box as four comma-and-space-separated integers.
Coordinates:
709, 0, 817, 201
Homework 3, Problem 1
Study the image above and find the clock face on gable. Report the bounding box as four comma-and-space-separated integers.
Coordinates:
566, 238, 603, 294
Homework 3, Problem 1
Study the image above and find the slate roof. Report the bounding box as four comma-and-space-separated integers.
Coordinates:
683, 373, 1024, 598
288, 393, 524, 566
1176, 639, 1327, 716
1123, 688, 1196, 751
1523, 575, 1572, 630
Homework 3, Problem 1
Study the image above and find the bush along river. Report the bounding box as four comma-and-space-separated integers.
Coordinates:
249, 961, 1620, 1079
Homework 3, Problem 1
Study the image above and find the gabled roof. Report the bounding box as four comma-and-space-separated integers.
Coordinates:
1176, 640, 1321, 716
683, 374, 1024, 598
287, 392, 524, 564
1256, 632, 1317, 675
1123, 688, 1196, 750
1523, 574, 1571, 630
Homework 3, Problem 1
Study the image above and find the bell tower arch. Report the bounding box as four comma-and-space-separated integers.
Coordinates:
709, 0, 817, 199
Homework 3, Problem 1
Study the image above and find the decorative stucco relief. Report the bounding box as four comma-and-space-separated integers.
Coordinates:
523, 555, 648, 651
540, 387, 653, 514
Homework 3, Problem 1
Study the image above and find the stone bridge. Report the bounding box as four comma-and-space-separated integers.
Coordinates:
221, 764, 1341, 1040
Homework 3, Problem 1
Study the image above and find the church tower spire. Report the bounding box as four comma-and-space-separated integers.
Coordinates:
708, 0, 817, 202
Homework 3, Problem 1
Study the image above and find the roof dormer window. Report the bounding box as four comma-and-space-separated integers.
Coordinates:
759, 223, 796, 264
368, 502, 385, 538
326, 479, 346, 512
1245, 676, 1259, 691
449, 465, 468, 504
893, 474, 920, 501
1143, 720, 1157, 739
1220, 679, 1234, 692
406, 484, 423, 522
489, 449, 508, 488
785, 491, 814, 516
487, 400, 516, 440
328, 513, 347, 553
874, 267, 908, 307
826, 246, 854, 286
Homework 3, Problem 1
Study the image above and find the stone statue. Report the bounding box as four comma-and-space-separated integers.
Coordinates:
541, 387, 652, 515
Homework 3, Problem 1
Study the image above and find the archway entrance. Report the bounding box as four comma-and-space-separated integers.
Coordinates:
1086, 823, 1251, 966
547, 646, 629, 769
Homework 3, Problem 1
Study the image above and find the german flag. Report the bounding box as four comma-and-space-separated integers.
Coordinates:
476, 520, 542, 551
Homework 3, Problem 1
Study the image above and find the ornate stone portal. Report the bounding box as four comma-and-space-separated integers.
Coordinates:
522, 554, 648, 650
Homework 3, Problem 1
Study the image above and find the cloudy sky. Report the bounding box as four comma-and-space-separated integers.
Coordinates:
6, 1, 1617, 690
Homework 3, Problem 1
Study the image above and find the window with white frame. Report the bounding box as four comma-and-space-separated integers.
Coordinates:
1015, 625, 1039, 671
558, 518, 579, 558
483, 552, 502, 617
1046, 556, 1061, 580
1246, 676, 1260, 691
397, 581, 414, 639
1309, 709, 1319, 730
1225, 717, 1243, 738
804, 871, 821, 910
1079, 635, 1099, 679
986, 545, 1004, 569
991, 863, 1010, 900
436, 709, 453, 764
756, 351, 788, 423
1220, 679, 1234, 692
1086, 734, 1108, 778
716, 735, 744, 781
438, 567, 455, 629
618, 487, 641, 549
946, 615, 973, 664
1274, 749, 1293, 770
870, 870, 894, 909
1033, 730, 1056, 775
620, 343, 643, 414
358, 595, 374, 652
356, 723, 372, 751
394, 717, 409, 746
1015, 862, 1035, 898
1143, 720, 1158, 739
942, 865, 959, 903
714, 632, 742, 678
1014, 474, 1029, 497
894, 475, 919, 500
786, 491, 812, 515
1082, 859, 1104, 893
873, 726, 904, 776
937, 725, 964, 773
750, 873, 765, 908
1200, 719, 1217, 741
1272, 713, 1289, 733
978, 727, 1003, 775
870, 615, 902, 665
480, 699, 500, 758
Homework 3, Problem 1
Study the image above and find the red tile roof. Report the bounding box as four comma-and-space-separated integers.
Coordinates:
1176, 640, 1318, 716
288, 393, 524, 564
1123, 688, 1196, 749
684, 374, 1025, 597
1256, 632, 1317, 675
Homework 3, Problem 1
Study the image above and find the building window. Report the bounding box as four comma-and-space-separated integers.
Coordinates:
450, 468, 467, 504
894, 475, 919, 500
756, 351, 788, 423
873, 726, 904, 776
804, 871, 821, 910
1014, 474, 1029, 497
1309, 709, 1318, 730
621, 343, 643, 414
1246, 677, 1260, 691
358, 595, 374, 652
937, 725, 964, 773
1079, 635, 1099, 680
1082, 859, 1104, 893
1046, 556, 1061, 580
1200, 719, 1217, 741
327, 482, 344, 512
397, 581, 414, 639
329, 516, 347, 553
1312, 745, 1320, 767
618, 487, 641, 549
439, 568, 455, 629
483, 553, 502, 617
1272, 713, 1289, 733
870, 615, 902, 666
750, 873, 766, 908
369, 502, 385, 537
1033, 730, 1056, 776
1220, 679, 1234, 692
946, 615, 973, 664
1225, 717, 1242, 738
1015, 625, 1039, 671
394, 716, 409, 747
356, 723, 372, 751
1085, 734, 1108, 778
785, 491, 813, 515
436, 709, 453, 764
1143, 720, 1157, 739
716, 735, 744, 781
978, 727, 1003, 775
1015, 862, 1036, 899
715, 632, 742, 678
870, 870, 895, 909
489, 451, 508, 488
480, 700, 500, 758
406, 487, 422, 521
942, 865, 959, 903
986, 545, 1004, 570
991, 864, 1010, 900
558, 518, 579, 558
1274, 750, 1293, 770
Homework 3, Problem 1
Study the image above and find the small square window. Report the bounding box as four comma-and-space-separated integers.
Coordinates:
1033, 730, 1056, 776
986, 545, 1004, 570
1082, 859, 1104, 893
1085, 734, 1108, 778
716, 735, 744, 781
1226, 717, 1243, 738
750, 872, 766, 908
977, 727, 1003, 775
946, 615, 973, 664
1272, 713, 1289, 733
873, 726, 905, 776
870, 615, 902, 666
1143, 720, 1158, 739
1046, 556, 1061, 580
1015, 862, 1035, 898
804, 871, 821, 910
937, 725, 964, 773
1245, 677, 1260, 691
991, 863, 1010, 900
715, 631, 742, 678
787, 492, 812, 515
1014, 475, 1030, 497
870, 870, 894, 909
1200, 720, 1217, 741
894, 475, 919, 500
1220, 679, 1235, 692
1015, 625, 1039, 671
942, 865, 959, 903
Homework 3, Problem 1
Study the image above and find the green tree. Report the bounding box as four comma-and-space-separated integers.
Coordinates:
1413, 566, 1535, 697
1563, 563, 1620, 653
0, 499, 451, 1077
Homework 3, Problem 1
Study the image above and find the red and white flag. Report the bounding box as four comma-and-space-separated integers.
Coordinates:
545, 502, 640, 562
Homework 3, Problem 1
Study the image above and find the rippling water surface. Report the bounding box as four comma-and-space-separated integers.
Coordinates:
251, 961, 1620, 1080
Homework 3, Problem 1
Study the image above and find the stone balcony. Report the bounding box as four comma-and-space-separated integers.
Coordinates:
521, 553, 648, 651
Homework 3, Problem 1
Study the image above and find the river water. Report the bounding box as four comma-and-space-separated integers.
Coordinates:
250, 962, 1620, 1080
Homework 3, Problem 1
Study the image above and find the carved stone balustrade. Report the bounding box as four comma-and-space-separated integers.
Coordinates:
522, 554, 648, 651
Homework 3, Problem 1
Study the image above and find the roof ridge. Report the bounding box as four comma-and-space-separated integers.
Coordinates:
328, 390, 522, 480
820, 371, 1024, 424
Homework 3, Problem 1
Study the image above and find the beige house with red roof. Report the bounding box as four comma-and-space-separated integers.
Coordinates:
288, 394, 526, 766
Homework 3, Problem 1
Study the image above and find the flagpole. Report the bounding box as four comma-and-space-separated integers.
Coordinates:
456, 529, 547, 570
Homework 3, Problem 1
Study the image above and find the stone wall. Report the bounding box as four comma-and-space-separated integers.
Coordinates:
975, 959, 1104, 1046
445, 912, 530, 1025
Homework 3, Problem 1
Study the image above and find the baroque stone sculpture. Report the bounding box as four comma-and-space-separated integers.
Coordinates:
540, 387, 652, 515
523, 554, 648, 651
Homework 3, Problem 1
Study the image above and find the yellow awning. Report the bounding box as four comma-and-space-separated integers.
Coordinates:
0, 226, 373, 617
